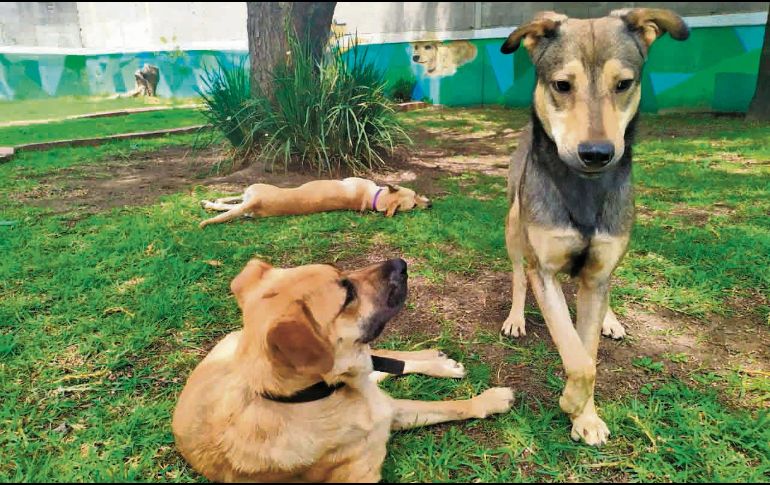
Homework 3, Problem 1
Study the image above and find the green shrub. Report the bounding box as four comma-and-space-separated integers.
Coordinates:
389, 77, 415, 103
197, 57, 250, 147
199, 31, 408, 174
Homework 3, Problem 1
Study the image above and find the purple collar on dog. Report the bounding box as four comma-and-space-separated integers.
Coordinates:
372, 187, 384, 211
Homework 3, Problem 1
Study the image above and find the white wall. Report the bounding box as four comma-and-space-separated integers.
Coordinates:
0, 2, 82, 47
76, 2, 247, 51
1, 2, 767, 52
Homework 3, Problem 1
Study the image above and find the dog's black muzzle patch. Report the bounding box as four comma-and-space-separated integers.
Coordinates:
359, 259, 408, 343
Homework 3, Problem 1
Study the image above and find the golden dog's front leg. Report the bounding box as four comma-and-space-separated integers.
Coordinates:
369, 349, 467, 383
390, 387, 514, 430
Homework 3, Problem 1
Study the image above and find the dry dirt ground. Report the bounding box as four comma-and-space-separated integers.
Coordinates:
16, 119, 770, 410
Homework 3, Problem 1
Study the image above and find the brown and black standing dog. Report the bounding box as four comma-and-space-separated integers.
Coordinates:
173, 258, 513, 482
498, 9, 688, 445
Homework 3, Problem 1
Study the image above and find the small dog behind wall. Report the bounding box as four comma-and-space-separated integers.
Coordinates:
411, 40, 477, 77
499, 9, 688, 445
172, 258, 514, 482
199, 177, 430, 228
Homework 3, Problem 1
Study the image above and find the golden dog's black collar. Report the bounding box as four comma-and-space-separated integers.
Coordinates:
261, 381, 346, 404
260, 356, 405, 404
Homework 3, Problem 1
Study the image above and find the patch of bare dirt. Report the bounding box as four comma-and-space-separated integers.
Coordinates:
14, 145, 222, 215
14, 139, 486, 218
348, 253, 770, 406
406, 126, 521, 178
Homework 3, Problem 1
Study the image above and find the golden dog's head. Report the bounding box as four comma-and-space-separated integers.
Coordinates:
231, 258, 408, 379
379, 184, 431, 217
501, 9, 688, 174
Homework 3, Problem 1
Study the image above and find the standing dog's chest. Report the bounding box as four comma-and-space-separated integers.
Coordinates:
523, 224, 629, 279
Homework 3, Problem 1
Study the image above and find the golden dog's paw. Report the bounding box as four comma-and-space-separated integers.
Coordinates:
472, 387, 515, 418
501, 315, 526, 337
200, 200, 212, 209
430, 355, 466, 379
601, 313, 626, 340
570, 411, 610, 446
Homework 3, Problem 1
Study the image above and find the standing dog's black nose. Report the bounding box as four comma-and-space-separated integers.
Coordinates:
578, 142, 615, 168
412, 55, 420, 62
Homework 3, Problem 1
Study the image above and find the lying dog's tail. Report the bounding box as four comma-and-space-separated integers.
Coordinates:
199, 202, 255, 228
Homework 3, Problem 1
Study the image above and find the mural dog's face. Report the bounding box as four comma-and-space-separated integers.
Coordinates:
501, 9, 689, 173
411, 41, 440, 72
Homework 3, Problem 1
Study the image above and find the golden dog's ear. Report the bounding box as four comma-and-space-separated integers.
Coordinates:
386, 184, 400, 193
611, 8, 689, 48
231, 259, 272, 308
500, 11, 567, 54
266, 303, 334, 376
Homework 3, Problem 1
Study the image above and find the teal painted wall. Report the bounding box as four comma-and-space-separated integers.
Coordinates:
0, 24, 764, 112
359, 25, 765, 112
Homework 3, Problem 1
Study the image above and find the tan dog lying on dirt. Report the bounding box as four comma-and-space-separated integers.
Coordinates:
199, 177, 431, 228
172, 258, 513, 482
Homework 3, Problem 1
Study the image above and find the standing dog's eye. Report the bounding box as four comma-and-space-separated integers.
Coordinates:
424, 45, 432, 50
552, 81, 571, 93
340, 279, 357, 308
616, 79, 634, 92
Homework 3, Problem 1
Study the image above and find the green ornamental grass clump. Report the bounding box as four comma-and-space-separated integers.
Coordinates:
199, 31, 409, 174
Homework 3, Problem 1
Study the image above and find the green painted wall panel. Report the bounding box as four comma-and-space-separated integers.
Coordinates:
0, 24, 764, 113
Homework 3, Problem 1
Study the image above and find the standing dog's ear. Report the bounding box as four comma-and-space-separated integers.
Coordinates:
386, 184, 400, 193
266, 302, 334, 376
611, 8, 689, 48
231, 259, 273, 308
500, 11, 567, 54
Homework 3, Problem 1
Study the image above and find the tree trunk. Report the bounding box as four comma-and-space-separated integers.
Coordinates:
246, 2, 337, 98
747, 5, 770, 121
291, 3, 337, 62
246, 2, 291, 97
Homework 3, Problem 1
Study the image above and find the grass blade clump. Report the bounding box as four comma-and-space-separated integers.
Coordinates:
199, 30, 408, 174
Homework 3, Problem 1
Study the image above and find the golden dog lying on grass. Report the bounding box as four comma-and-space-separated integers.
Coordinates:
172, 258, 513, 482
199, 177, 431, 228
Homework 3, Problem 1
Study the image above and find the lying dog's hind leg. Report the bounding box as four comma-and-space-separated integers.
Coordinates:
199, 203, 253, 228
502, 202, 528, 337
214, 196, 243, 205
390, 387, 514, 430
201, 201, 240, 212
369, 349, 466, 383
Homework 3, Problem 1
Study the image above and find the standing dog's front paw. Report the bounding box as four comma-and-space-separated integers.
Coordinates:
200, 200, 212, 209
471, 387, 515, 418
601, 312, 626, 340
501, 315, 526, 338
570, 411, 610, 446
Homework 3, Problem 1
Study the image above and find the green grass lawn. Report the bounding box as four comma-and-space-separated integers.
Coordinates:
0, 107, 768, 482
0, 108, 206, 146
0, 96, 199, 124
